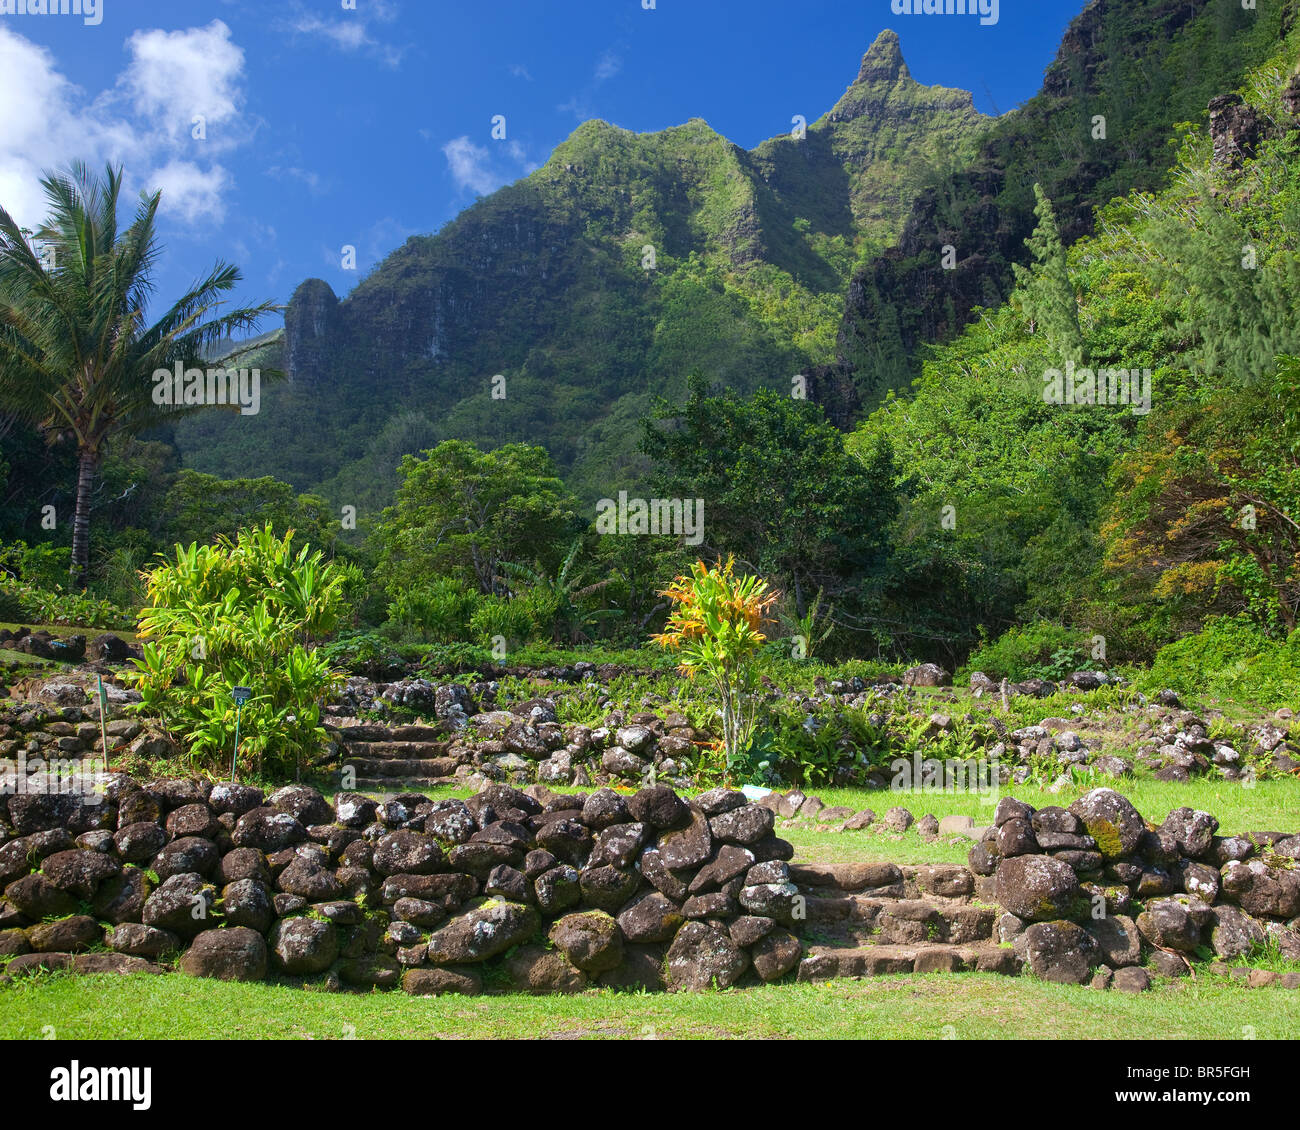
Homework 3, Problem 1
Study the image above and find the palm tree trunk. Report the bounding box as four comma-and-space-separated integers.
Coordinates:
70, 447, 95, 590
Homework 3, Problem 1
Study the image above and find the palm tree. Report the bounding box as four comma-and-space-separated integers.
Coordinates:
0, 162, 278, 588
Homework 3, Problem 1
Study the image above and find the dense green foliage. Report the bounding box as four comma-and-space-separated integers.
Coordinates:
847, 15, 1300, 666
126, 526, 346, 778
641, 373, 898, 641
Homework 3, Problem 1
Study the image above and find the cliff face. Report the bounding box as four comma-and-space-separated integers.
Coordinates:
747, 30, 984, 251
283, 278, 339, 389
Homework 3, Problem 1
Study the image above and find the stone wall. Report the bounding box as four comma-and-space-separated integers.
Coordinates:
1, 772, 1297, 995
973, 788, 1300, 990
0, 775, 803, 994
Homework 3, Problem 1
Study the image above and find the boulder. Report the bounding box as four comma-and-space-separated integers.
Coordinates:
1136, 896, 1213, 953
142, 873, 217, 938
426, 899, 539, 964
505, 944, 588, 993
402, 966, 483, 997
232, 808, 306, 851
750, 928, 801, 982
179, 926, 268, 981
708, 804, 775, 846
1068, 789, 1145, 859
1208, 905, 1267, 960
994, 855, 1080, 922
268, 916, 339, 974
654, 805, 713, 869
26, 914, 101, 953
548, 910, 624, 974
373, 830, 445, 876
1083, 914, 1142, 967
4, 874, 78, 919
39, 849, 120, 899
628, 785, 688, 830
664, 921, 749, 991
1161, 807, 1219, 858
617, 892, 685, 944
1221, 860, 1300, 919
533, 865, 582, 914
1023, 920, 1098, 984
107, 922, 179, 959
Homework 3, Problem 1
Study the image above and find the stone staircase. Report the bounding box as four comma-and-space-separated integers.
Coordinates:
329, 721, 466, 793
788, 861, 1022, 980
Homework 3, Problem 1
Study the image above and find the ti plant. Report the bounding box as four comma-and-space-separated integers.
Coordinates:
651, 556, 779, 780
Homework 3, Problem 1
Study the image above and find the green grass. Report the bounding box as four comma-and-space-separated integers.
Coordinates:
0, 969, 1295, 1040
804, 778, 1300, 832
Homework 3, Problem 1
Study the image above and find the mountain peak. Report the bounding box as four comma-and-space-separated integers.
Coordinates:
856, 29, 909, 85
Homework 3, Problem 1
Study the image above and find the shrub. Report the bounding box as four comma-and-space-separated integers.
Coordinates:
125, 525, 346, 779
0, 541, 133, 628
468, 596, 538, 651
417, 641, 497, 675
1140, 616, 1300, 707
963, 621, 1100, 682
316, 630, 408, 680
386, 578, 479, 643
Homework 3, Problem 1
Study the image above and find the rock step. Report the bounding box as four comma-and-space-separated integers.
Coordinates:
797, 942, 1021, 981
330, 724, 448, 743
803, 897, 997, 945
350, 776, 458, 794
344, 756, 461, 778
790, 861, 976, 898
341, 740, 453, 758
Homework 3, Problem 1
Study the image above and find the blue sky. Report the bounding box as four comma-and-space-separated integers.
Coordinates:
1, 0, 1086, 326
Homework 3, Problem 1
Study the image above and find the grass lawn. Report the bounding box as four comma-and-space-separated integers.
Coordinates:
0, 968, 1296, 1040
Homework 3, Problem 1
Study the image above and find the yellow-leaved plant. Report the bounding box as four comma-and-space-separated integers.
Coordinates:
651, 556, 779, 779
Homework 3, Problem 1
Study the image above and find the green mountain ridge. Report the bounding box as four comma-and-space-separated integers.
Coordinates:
170, 29, 987, 509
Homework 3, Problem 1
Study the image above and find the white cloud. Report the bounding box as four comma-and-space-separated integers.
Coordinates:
594, 51, 622, 82
147, 160, 232, 226
0, 22, 250, 229
509, 63, 533, 81
284, 1, 408, 69
122, 22, 246, 149
0, 26, 90, 226
441, 136, 502, 197
439, 133, 539, 198
266, 165, 326, 195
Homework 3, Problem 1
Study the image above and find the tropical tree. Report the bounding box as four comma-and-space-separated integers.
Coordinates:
372, 440, 580, 596
640, 373, 898, 616
0, 162, 278, 587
